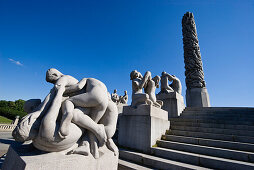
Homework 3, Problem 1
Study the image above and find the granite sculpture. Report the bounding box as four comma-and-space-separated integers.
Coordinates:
157, 71, 185, 118
130, 70, 162, 108
111, 89, 119, 104
11, 68, 118, 169
119, 90, 128, 104
160, 71, 182, 95
182, 12, 210, 107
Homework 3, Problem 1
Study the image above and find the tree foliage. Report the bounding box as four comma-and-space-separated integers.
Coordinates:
0, 99, 27, 120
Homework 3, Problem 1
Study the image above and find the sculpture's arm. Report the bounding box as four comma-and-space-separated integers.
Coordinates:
64, 78, 87, 94
139, 71, 151, 89
28, 88, 56, 125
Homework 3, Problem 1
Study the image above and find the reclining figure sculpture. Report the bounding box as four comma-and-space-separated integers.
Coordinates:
12, 68, 118, 159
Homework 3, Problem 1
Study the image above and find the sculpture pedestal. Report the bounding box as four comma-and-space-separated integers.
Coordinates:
117, 103, 128, 114
2, 145, 118, 170
157, 92, 185, 118
118, 105, 169, 153
186, 88, 210, 107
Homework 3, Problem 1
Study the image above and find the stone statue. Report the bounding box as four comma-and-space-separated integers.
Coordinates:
119, 90, 128, 104
130, 70, 162, 108
144, 75, 163, 108
182, 12, 206, 89
111, 89, 119, 104
12, 68, 118, 160
159, 72, 182, 95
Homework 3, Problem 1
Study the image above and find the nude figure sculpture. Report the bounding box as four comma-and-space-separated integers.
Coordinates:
119, 90, 128, 104
160, 71, 182, 95
130, 70, 162, 108
12, 68, 118, 159
111, 89, 119, 104
144, 75, 163, 108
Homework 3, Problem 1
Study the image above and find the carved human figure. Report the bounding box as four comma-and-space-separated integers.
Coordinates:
160, 72, 182, 95
130, 70, 152, 107
160, 71, 174, 94
111, 89, 119, 104
168, 74, 182, 95
119, 90, 128, 104
13, 68, 118, 159
144, 75, 163, 108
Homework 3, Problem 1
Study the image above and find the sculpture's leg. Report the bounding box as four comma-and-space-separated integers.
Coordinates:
88, 131, 100, 159
39, 87, 64, 141
131, 93, 150, 107
106, 139, 118, 156
59, 100, 74, 138
72, 108, 107, 145
68, 87, 108, 124
72, 134, 90, 156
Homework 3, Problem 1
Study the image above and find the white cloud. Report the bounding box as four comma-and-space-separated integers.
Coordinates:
8, 58, 23, 66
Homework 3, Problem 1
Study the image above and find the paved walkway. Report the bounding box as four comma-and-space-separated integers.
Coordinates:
0, 132, 16, 169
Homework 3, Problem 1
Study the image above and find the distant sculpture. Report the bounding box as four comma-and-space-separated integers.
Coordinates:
111, 89, 119, 104
13, 68, 118, 160
182, 12, 206, 89
159, 72, 182, 95
130, 70, 162, 108
119, 90, 128, 104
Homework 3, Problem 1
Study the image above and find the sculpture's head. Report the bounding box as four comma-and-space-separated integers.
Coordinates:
46, 68, 63, 84
114, 89, 117, 93
153, 75, 161, 88
124, 90, 127, 95
161, 71, 167, 76
130, 70, 142, 80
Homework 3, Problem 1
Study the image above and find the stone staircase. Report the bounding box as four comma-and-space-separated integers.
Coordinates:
118, 107, 254, 169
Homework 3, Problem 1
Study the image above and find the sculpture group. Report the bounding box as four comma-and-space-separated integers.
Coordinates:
111, 89, 128, 104
130, 70, 182, 108
13, 68, 118, 159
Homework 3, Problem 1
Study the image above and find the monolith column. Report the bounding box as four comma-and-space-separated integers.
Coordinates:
182, 12, 210, 107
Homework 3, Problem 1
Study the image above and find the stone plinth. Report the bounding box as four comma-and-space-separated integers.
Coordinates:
117, 103, 128, 114
118, 105, 169, 153
2, 145, 118, 170
186, 88, 210, 107
157, 92, 185, 118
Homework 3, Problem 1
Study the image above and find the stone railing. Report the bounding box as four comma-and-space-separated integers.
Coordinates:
0, 116, 19, 132
0, 124, 16, 132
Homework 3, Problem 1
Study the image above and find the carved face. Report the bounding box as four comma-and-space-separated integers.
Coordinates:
46, 68, 62, 84
130, 70, 141, 80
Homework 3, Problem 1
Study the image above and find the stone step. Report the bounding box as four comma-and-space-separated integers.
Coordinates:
156, 140, 254, 163
184, 107, 254, 112
169, 118, 254, 126
181, 111, 254, 117
151, 147, 254, 169
171, 125, 254, 137
119, 149, 209, 170
179, 115, 254, 121
162, 135, 254, 152
168, 130, 254, 144
118, 159, 153, 170
171, 121, 254, 131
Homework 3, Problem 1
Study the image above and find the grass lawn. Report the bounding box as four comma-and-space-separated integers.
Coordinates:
0, 115, 12, 124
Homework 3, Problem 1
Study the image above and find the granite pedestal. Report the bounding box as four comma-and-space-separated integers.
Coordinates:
157, 92, 185, 118
118, 105, 169, 153
186, 88, 210, 107
2, 144, 118, 170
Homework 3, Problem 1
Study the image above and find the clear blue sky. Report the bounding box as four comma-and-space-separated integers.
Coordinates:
0, 0, 253, 107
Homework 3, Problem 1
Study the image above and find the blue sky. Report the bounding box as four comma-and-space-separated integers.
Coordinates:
0, 0, 253, 106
